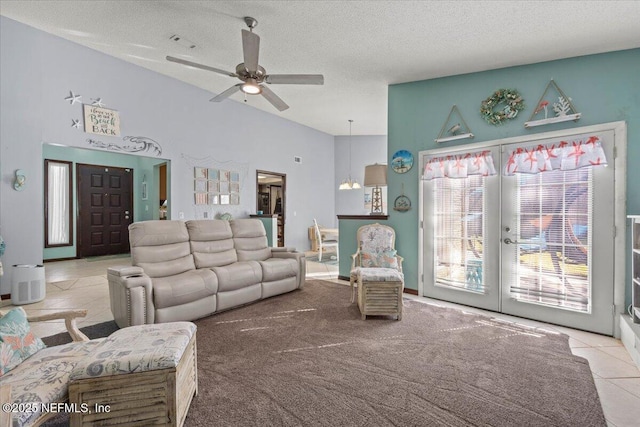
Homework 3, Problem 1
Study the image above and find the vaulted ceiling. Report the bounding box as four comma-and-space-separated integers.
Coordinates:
2, 1, 639, 135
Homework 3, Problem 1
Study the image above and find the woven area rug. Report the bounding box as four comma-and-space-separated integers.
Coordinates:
39, 280, 605, 426
185, 280, 605, 426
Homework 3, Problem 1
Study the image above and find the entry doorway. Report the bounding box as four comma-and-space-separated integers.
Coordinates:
77, 164, 133, 257
419, 122, 626, 335
256, 170, 286, 247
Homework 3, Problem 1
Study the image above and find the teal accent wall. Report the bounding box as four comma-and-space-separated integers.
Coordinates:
387, 49, 640, 306
43, 144, 170, 260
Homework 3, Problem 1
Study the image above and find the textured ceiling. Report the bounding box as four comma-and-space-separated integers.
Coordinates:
2, 1, 639, 136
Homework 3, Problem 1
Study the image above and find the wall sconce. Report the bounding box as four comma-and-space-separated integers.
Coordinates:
13, 169, 26, 191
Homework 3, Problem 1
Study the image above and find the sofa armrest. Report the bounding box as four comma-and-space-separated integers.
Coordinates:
271, 251, 306, 289
107, 265, 144, 277
107, 266, 155, 327
27, 309, 89, 342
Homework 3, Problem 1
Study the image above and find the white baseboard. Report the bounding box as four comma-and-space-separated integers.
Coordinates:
620, 314, 640, 369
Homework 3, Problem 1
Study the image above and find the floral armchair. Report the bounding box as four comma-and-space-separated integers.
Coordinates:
349, 223, 404, 304
0, 307, 90, 427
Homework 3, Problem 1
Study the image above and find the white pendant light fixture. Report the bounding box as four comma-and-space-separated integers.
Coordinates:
339, 119, 361, 190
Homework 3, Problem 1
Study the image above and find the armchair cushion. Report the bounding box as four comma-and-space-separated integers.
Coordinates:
356, 267, 404, 282
1, 339, 105, 427
0, 308, 46, 376
360, 249, 399, 269
70, 322, 196, 380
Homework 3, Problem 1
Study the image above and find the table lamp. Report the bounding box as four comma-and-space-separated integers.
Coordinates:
364, 164, 387, 214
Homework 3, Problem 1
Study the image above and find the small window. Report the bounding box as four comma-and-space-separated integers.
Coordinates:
45, 159, 73, 247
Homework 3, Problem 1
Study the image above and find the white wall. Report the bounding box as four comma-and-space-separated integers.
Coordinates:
0, 17, 335, 293
334, 135, 387, 221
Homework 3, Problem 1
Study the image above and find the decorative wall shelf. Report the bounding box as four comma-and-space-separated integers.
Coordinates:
524, 79, 581, 129
435, 105, 474, 143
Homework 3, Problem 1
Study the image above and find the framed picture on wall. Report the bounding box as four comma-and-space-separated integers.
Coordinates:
194, 167, 208, 179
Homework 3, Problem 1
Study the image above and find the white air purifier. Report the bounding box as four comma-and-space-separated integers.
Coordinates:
11, 264, 46, 305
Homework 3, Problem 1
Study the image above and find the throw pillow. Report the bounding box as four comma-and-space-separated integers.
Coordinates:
0, 307, 46, 376
360, 249, 399, 269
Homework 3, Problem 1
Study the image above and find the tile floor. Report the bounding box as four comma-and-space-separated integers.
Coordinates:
1, 254, 639, 426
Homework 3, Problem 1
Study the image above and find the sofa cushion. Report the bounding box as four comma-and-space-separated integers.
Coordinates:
130, 221, 195, 277
187, 220, 238, 268
2, 339, 105, 427
130, 220, 190, 247
212, 261, 262, 292
153, 269, 218, 309
0, 307, 46, 376
138, 253, 196, 279
231, 219, 271, 262
259, 258, 299, 282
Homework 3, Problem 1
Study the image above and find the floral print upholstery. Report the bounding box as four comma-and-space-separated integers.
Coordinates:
1, 321, 196, 427
349, 224, 405, 303
360, 249, 399, 269
70, 322, 196, 380
0, 308, 46, 376
358, 225, 396, 255
1, 339, 105, 427
353, 267, 404, 282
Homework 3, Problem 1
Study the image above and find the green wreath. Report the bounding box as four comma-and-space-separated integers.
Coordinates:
480, 88, 525, 125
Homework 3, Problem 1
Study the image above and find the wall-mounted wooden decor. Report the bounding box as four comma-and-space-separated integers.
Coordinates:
524, 79, 581, 128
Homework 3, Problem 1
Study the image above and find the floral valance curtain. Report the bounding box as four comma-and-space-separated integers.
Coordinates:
504, 135, 607, 176
423, 150, 497, 180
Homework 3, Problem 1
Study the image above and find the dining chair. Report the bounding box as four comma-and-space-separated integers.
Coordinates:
313, 219, 339, 262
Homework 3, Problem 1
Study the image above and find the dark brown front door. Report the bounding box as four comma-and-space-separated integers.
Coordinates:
77, 164, 133, 257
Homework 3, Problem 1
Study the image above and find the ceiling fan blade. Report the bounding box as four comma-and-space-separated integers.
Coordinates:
265, 74, 324, 85
166, 56, 237, 77
260, 85, 289, 111
210, 84, 242, 102
241, 29, 260, 74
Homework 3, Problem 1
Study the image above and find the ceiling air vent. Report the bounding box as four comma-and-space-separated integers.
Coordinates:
294, 156, 302, 164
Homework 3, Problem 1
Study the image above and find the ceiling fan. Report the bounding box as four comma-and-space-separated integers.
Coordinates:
166, 17, 324, 111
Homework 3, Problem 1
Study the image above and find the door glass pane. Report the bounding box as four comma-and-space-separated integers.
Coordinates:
509, 168, 592, 312
433, 175, 485, 293
46, 160, 71, 246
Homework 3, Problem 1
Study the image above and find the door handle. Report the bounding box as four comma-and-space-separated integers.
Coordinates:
503, 237, 540, 245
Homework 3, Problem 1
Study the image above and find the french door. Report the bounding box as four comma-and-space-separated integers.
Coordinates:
421, 125, 621, 335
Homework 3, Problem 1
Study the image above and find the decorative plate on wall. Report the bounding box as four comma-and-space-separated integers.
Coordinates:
393, 194, 411, 212
391, 150, 413, 174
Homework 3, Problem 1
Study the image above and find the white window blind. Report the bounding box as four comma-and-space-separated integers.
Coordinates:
508, 168, 592, 312
433, 175, 486, 293
47, 161, 71, 246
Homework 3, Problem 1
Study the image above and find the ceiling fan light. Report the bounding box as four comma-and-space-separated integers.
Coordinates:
241, 78, 262, 94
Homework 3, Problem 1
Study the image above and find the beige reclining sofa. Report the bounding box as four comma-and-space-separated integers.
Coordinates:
108, 219, 305, 328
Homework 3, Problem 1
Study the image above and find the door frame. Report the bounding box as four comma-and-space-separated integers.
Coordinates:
418, 121, 627, 336
256, 170, 286, 247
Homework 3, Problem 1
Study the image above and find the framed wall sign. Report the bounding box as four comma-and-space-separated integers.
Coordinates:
83, 105, 121, 136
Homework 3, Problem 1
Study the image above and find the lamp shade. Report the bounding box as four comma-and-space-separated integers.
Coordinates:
364, 164, 387, 187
